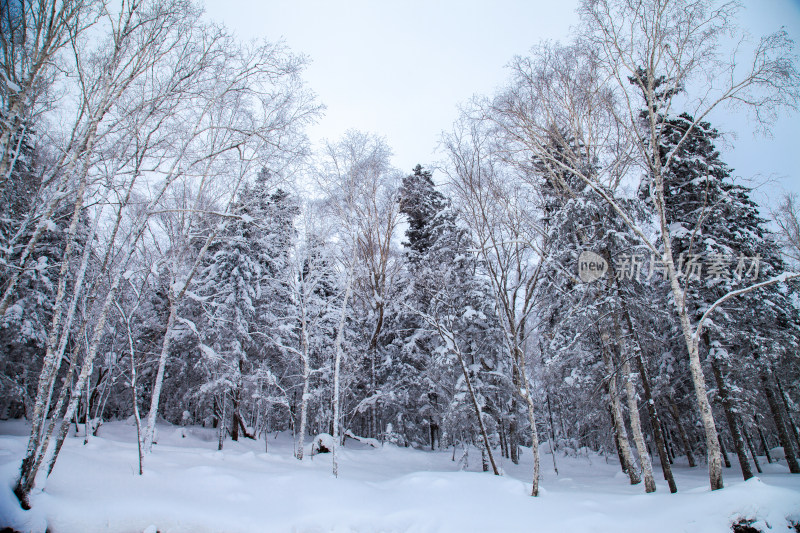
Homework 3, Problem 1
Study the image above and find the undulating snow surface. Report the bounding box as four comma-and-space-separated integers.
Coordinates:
1, 420, 798, 533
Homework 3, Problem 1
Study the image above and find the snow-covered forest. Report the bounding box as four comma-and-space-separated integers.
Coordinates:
1, 0, 800, 531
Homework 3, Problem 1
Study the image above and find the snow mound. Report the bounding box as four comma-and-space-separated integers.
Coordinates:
311, 433, 335, 454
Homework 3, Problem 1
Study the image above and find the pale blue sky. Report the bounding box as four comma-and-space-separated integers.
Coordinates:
203, 0, 800, 205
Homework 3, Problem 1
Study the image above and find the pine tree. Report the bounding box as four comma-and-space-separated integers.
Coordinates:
391, 165, 507, 468
196, 173, 298, 447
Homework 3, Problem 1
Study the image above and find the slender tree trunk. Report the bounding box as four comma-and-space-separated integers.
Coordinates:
425, 309, 500, 475
620, 355, 656, 492
331, 271, 353, 478
499, 421, 508, 459
231, 387, 240, 442
649, 108, 723, 490
21, 179, 91, 477
547, 395, 559, 476
509, 409, 519, 465
83, 378, 90, 445
456, 351, 499, 475
143, 291, 177, 452
522, 387, 541, 496
718, 435, 731, 468
615, 314, 655, 492
761, 372, 800, 473
16, 261, 125, 506
608, 405, 627, 471
662, 421, 675, 464
741, 423, 762, 474
757, 425, 773, 463
601, 339, 640, 485
669, 401, 697, 468
132, 364, 144, 475
623, 307, 675, 491
218, 397, 226, 451
774, 373, 800, 453
636, 358, 676, 492
709, 357, 753, 480
297, 365, 310, 460
370, 350, 378, 440
509, 341, 541, 495
480, 441, 489, 472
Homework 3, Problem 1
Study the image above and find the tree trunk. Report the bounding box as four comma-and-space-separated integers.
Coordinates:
522, 388, 541, 496
16, 263, 125, 505
601, 341, 640, 485
453, 344, 499, 475
509, 410, 520, 465
620, 353, 656, 492
619, 311, 669, 492
547, 395, 559, 476
17, 180, 95, 497
143, 291, 177, 452
499, 421, 508, 458
635, 358, 676, 492
609, 405, 627, 472
510, 340, 541, 495
297, 369, 310, 460
757, 425, 773, 463
231, 388, 240, 442
709, 357, 753, 480
218, 397, 226, 451
761, 372, 800, 473
774, 373, 800, 453
649, 113, 723, 490
740, 422, 762, 474
480, 442, 489, 472
622, 308, 676, 491
331, 271, 353, 478
669, 401, 696, 467
661, 420, 675, 464
718, 435, 731, 468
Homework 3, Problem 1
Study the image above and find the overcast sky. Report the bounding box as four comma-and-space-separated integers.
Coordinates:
203, 0, 800, 205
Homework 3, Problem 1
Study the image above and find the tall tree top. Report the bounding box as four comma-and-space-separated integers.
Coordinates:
399, 165, 449, 258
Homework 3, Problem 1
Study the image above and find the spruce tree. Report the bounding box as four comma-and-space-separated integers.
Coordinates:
648, 111, 800, 475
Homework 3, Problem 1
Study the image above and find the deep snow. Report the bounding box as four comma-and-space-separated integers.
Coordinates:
0, 420, 798, 533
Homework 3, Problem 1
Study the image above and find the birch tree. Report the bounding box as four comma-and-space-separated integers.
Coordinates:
315, 131, 400, 474
443, 119, 545, 495
12, 0, 318, 507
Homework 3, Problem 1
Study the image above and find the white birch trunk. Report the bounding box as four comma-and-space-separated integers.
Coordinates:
297, 371, 310, 461
331, 271, 353, 478
296, 294, 311, 460
521, 384, 541, 496
601, 342, 640, 485
654, 185, 724, 491
143, 292, 177, 452
621, 356, 656, 492
514, 346, 542, 496
218, 397, 227, 451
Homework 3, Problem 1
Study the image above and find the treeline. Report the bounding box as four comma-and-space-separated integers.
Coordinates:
1, 0, 800, 508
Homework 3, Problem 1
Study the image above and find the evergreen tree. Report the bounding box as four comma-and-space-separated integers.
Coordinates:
388, 165, 507, 462
196, 173, 298, 446
646, 111, 800, 475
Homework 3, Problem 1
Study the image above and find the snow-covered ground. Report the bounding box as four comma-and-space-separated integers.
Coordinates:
0, 420, 798, 533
